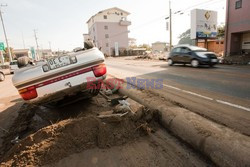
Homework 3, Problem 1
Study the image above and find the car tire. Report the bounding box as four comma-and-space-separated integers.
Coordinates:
84, 41, 95, 49
209, 64, 215, 67
17, 56, 29, 68
0, 72, 5, 81
167, 59, 174, 66
191, 59, 199, 68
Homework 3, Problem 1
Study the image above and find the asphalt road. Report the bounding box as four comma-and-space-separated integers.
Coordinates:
106, 57, 250, 136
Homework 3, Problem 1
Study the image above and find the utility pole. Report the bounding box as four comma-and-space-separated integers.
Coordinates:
169, 0, 172, 52
21, 31, 25, 49
49, 41, 51, 50
0, 4, 12, 62
33, 29, 39, 60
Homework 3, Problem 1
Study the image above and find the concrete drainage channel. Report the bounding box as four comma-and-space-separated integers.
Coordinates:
105, 76, 250, 167
0, 89, 215, 166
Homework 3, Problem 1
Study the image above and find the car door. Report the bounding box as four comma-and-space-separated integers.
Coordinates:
181, 47, 192, 63
173, 47, 188, 63
171, 47, 182, 63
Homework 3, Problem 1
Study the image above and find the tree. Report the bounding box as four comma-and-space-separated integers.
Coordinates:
3, 47, 14, 62
138, 44, 151, 51
217, 25, 225, 38
178, 29, 193, 45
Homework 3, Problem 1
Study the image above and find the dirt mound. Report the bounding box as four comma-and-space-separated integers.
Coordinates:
0, 104, 62, 158
0, 107, 159, 166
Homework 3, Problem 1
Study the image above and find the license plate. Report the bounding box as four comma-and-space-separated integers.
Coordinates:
47, 56, 71, 70
211, 59, 217, 62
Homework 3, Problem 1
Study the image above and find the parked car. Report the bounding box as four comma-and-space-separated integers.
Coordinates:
12, 46, 106, 105
0, 65, 10, 81
167, 45, 218, 67
9, 60, 19, 74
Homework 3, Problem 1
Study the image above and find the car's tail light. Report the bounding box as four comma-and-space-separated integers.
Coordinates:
92, 64, 107, 77
18, 86, 38, 100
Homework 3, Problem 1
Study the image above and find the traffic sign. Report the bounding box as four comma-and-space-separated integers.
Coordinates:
0, 42, 5, 51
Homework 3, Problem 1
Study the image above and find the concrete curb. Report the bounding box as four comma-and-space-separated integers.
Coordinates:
104, 76, 250, 167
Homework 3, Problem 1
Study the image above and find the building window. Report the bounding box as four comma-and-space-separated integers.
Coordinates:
235, 0, 242, 9
106, 43, 109, 47
216, 41, 224, 44
104, 25, 108, 30
105, 34, 109, 38
104, 15, 107, 19
121, 12, 123, 16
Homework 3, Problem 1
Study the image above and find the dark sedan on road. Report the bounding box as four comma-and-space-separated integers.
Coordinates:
167, 45, 218, 67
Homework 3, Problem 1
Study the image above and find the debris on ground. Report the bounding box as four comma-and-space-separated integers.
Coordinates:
113, 100, 131, 114
134, 53, 167, 61
0, 93, 213, 167
104, 89, 113, 96
0, 101, 159, 166
110, 96, 128, 106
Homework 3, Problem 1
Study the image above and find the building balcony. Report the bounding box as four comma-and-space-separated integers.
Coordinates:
119, 20, 131, 26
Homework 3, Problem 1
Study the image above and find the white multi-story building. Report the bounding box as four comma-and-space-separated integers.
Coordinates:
85, 7, 131, 55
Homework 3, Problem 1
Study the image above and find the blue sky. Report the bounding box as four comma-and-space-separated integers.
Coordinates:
0, 0, 226, 51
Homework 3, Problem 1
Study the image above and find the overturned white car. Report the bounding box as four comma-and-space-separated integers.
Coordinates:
12, 47, 106, 105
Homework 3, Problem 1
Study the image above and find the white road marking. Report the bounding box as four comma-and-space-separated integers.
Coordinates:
216, 100, 250, 112
163, 83, 250, 112
163, 84, 213, 100
163, 84, 181, 91
181, 90, 214, 101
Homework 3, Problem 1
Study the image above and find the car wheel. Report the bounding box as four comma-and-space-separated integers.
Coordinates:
209, 64, 215, 67
191, 59, 199, 68
17, 56, 29, 68
167, 59, 174, 66
0, 72, 5, 81
84, 41, 95, 49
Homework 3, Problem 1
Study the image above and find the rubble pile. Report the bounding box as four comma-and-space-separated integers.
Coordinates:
134, 53, 167, 61
0, 94, 160, 167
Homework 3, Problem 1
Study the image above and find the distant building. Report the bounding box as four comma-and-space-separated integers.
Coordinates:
39, 49, 54, 59
13, 49, 32, 59
198, 39, 224, 56
152, 42, 169, 53
85, 7, 131, 55
225, 0, 250, 56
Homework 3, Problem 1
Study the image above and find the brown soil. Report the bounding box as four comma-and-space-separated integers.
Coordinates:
1, 114, 155, 166
0, 94, 212, 167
